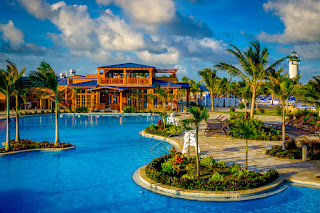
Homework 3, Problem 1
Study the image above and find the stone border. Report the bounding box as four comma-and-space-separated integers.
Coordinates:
133, 165, 287, 201
0, 145, 76, 156
139, 130, 182, 150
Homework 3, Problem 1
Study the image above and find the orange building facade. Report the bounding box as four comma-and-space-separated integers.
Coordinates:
52, 63, 190, 112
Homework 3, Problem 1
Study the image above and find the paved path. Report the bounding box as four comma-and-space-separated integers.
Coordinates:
173, 112, 320, 186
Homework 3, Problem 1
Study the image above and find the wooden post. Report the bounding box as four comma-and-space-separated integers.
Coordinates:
120, 91, 123, 112
149, 69, 153, 85
96, 91, 99, 110
173, 89, 177, 109
124, 69, 127, 84
187, 88, 190, 106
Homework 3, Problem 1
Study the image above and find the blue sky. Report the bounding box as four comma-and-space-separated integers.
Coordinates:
0, 0, 319, 83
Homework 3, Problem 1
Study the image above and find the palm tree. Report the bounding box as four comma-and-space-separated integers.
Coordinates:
215, 41, 287, 117
182, 106, 209, 178
229, 119, 256, 170
130, 90, 144, 110
20, 87, 29, 110
300, 76, 320, 115
267, 75, 299, 150
199, 68, 217, 111
13, 78, 30, 142
29, 61, 60, 147
0, 61, 25, 151
37, 89, 48, 110
159, 111, 169, 128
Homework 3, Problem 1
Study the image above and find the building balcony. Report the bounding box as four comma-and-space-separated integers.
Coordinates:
100, 77, 150, 85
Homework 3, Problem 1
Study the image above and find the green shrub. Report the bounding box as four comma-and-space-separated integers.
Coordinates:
258, 107, 265, 113
200, 157, 215, 169
41, 110, 44, 113
230, 106, 235, 112
215, 160, 226, 168
238, 103, 245, 109
208, 172, 224, 182
161, 161, 175, 174
75, 106, 88, 113
227, 163, 241, 174
34, 110, 38, 114
69, 108, 73, 113
123, 106, 136, 113
51, 109, 54, 113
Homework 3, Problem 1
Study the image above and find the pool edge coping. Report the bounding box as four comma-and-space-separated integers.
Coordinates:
0, 145, 76, 156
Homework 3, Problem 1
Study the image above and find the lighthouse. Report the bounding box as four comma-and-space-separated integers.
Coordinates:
288, 51, 300, 79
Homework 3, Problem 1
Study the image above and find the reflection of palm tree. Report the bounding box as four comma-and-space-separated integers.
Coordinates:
216, 41, 287, 117
267, 75, 299, 150
199, 68, 217, 111
29, 61, 60, 147
182, 106, 209, 178
0, 60, 25, 151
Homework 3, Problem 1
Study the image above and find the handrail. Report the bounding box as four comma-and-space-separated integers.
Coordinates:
149, 133, 174, 156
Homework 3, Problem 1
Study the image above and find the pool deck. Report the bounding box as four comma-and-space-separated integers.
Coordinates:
162, 112, 320, 187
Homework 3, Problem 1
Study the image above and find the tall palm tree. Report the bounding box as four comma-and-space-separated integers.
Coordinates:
267, 75, 299, 150
130, 90, 144, 109
229, 119, 256, 170
215, 41, 287, 117
182, 106, 209, 178
199, 68, 217, 111
29, 61, 60, 147
0, 61, 25, 151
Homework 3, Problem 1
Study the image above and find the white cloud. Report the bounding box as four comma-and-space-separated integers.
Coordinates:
96, 9, 146, 51
259, 0, 320, 44
0, 20, 24, 47
136, 49, 179, 65
18, 0, 53, 20
96, 0, 176, 25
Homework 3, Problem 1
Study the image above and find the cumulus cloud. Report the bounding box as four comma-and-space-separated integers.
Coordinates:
258, 0, 320, 44
136, 49, 179, 65
0, 20, 24, 47
18, 0, 53, 20
96, 0, 176, 25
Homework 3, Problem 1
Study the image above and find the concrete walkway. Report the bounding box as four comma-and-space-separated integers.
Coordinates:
173, 112, 320, 186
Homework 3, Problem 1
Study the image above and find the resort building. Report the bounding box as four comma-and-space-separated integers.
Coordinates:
0, 63, 190, 112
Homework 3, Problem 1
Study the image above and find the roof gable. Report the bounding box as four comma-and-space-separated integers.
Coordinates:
98, 63, 155, 69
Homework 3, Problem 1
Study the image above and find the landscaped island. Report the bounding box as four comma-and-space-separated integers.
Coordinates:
0, 139, 74, 153
145, 148, 279, 191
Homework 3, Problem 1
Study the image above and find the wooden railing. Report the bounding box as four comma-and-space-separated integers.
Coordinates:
100, 77, 150, 85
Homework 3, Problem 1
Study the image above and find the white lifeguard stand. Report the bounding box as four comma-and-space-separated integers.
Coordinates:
182, 130, 200, 154
166, 111, 177, 125
288, 51, 300, 79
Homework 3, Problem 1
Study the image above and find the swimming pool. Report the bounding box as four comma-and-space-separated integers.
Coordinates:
0, 114, 319, 212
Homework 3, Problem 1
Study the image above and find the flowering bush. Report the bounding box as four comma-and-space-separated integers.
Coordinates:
145, 123, 182, 137
0, 139, 73, 153
145, 150, 279, 191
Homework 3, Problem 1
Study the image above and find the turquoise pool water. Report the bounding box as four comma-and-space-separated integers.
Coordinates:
0, 114, 319, 213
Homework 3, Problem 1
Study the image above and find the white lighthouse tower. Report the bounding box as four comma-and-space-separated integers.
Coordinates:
288, 51, 300, 79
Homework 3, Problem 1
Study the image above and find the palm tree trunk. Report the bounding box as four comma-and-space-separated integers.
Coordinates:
5, 93, 10, 151
211, 96, 214, 112
245, 139, 248, 170
40, 98, 42, 110
196, 125, 200, 179
250, 89, 256, 118
282, 104, 286, 151
15, 94, 20, 143
54, 93, 60, 147
244, 99, 247, 119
